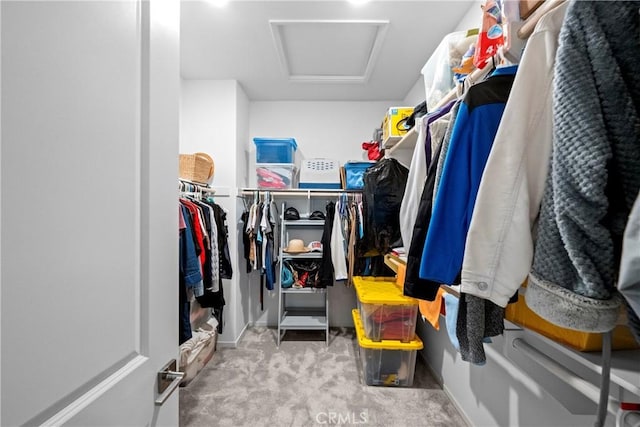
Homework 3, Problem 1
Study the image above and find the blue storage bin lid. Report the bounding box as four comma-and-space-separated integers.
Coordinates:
344, 161, 376, 169
253, 137, 298, 151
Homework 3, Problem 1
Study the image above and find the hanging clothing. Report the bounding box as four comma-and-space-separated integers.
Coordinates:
241, 196, 278, 293
455, 293, 502, 366
433, 101, 462, 206
347, 203, 358, 286
179, 205, 203, 345
403, 102, 458, 301
460, 2, 568, 308
428, 111, 450, 161
403, 141, 445, 300
399, 100, 455, 252
180, 204, 204, 298
319, 201, 336, 287
180, 199, 207, 271
189, 199, 219, 292
260, 200, 278, 290
206, 202, 220, 292
209, 202, 233, 280
362, 158, 409, 254
418, 65, 517, 287
178, 196, 230, 335
419, 287, 445, 331
443, 293, 460, 351
528, 1, 640, 333
241, 210, 252, 273
331, 200, 348, 281
619, 190, 640, 343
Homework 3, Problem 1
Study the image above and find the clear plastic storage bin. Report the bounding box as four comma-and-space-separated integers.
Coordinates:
253, 137, 297, 164
353, 276, 418, 343
353, 309, 423, 387
256, 164, 297, 189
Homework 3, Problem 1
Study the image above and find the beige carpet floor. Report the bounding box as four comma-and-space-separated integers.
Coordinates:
179, 326, 467, 427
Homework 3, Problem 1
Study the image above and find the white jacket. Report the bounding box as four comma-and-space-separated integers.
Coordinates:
399, 117, 428, 252
460, 3, 568, 307
619, 190, 640, 338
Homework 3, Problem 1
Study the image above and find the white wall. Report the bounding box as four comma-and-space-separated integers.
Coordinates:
402, 0, 483, 107
236, 83, 250, 188
403, 78, 426, 107
454, 0, 483, 33
235, 83, 251, 342
180, 79, 247, 346
249, 100, 399, 175
180, 80, 238, 189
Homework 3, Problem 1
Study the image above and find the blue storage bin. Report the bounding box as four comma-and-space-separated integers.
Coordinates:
344, 161, 375, 190
253, 137, 298, 164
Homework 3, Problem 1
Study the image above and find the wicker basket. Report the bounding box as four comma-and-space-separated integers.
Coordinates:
179, 152, 214, 184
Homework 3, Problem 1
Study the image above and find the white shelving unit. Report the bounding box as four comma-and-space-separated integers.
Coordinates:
277, 202, 329, 346
383, 126, 419, 153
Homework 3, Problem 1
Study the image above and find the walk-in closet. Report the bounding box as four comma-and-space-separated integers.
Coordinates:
1, 0, 639, 426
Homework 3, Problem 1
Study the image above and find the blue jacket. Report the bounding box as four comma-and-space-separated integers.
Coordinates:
419, 66, 517, 287
180, 205, 204, 295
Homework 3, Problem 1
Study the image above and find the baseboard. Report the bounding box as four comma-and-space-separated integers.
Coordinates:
419, 352, 473, 427
217, 322, 249, 348
442, 383, 474, 427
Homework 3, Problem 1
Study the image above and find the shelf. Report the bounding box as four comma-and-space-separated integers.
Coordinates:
282, 219, 325, 226
382, 134, 403, 148
278, 200, 329, 346
383, 127, 419, 152
281, 287, 327, 294
280, 310, 328, 329
383, 253, 459, 299
281, 252, 323, 259
530, 330, 640, 396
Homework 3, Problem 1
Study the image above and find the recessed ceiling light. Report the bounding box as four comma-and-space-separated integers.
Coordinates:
348, 0, 370, 5
207, 0, 229, 7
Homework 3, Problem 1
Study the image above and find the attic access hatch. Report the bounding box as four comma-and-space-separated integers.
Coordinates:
269, 20, 389, 83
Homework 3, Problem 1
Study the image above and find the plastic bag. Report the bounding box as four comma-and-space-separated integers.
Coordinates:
473, 0, 504, 69
422, 29, 479, 111
361, 158, 409, 256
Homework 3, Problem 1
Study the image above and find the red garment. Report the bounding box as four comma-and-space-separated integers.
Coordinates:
379, 319, 414, 340
369, 307, 412, 323
180, 199, 206, 269
179, 204, 186, 231
362, 141, 383, 161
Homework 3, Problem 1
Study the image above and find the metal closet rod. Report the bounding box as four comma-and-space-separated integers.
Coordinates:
239, 188, 362, 198
179, 178, 217, 194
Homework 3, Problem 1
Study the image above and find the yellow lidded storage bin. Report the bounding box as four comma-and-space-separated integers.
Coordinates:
353, 276, 419, 343
505, 289, 639, 352
353, 309, 423, 387
381, 107, 414, 146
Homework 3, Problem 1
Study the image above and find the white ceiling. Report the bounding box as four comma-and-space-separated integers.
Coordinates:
181, 0, 475, 101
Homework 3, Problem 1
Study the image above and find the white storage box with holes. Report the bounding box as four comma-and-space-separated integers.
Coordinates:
299, 158, 341, 189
